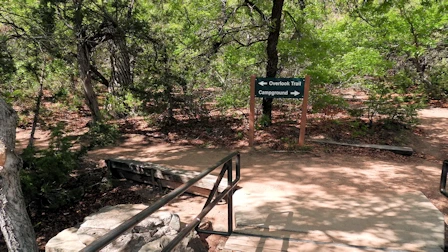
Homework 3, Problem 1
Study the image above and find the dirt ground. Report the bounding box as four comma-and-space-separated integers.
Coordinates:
10, 106, 448, 251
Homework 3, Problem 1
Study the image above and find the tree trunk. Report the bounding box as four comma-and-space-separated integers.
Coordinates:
107, 32, 133, 118
0, 99, 38, 252
164, 83, 175, 124
110, 33, 132, 91
28, 59, 46, 149
262, 0, 284, 125
103, 11, 133, 118
77, 42, 102, 122
75, 0, 102, 122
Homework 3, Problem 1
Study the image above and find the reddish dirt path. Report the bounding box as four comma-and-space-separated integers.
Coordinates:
413, 108, 448, 161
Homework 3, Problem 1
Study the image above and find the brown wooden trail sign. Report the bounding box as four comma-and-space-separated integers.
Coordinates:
249, 75, 310, 147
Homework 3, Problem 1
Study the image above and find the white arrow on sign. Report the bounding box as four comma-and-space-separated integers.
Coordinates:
290, 91, 301, 96
258, 81, 268, 86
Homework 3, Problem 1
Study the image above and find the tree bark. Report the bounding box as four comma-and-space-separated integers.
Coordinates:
110, 32, 132, 91
262, 0, 284, 125
98, 9, 133, 95
0, 99, 38, 252
77, 42, 102, 122
75, 0, 102, 122
28, 59, 46, 149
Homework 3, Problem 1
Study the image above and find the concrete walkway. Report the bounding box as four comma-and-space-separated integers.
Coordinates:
225, 152, 444, 251
229, 189, 442, 251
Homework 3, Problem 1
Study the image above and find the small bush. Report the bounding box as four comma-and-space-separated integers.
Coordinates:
256, 114, 271, 129
86, 121, 120, 148
105, 92, 143, 118
311, 89, 348, 116
216, 84, 249, 110
20, 122, 84, 209
349, 120, 369, 138
363, 81, 422, 126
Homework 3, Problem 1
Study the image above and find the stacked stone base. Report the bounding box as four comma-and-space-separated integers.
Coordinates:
46, 204, 206, 252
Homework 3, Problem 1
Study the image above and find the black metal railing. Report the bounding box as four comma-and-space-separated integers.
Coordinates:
440, 160, 448, 197
80, 151, 240, 252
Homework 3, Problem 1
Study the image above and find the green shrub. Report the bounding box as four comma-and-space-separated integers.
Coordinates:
349, 120, 369, 138
86, 121, 120, 148
20, 122, 84, 209
428, 63, 448, 100
311, 89, 348, 115
53, 86, 69, 100
105, 92, 143, 118
280, 137, 297, 150
216, 84, 249, 110
256, 114, 271, 129
363, 81, 423, 126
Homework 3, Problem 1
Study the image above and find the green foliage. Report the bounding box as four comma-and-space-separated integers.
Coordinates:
280, 136, 297, 150
58, 90, 85, 112
0, 36, 15, 86
355, 79, 423, 125
86, 121, 120, 148
311, 88, 348, 115
123, 92, 144, 115
428, 56, 448, 100
235, 131, 244, 140
257, 114, 271, 129
337, 47, 390, 77
20, 122, 84, 209
216, 84, 250, 110
340, 0, 448, 100
349, 120, 369, 138
105, 93, 143, 118
2, 0, 447, 132
145, 113, 160, 127
53, 86, 68, 100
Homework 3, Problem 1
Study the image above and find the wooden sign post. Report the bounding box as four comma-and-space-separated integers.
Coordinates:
249, 75, 310, 147
249, 75, 256, 147
298, 75, 310, 146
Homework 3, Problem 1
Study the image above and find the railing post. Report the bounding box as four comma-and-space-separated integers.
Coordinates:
440, 160, 448, 196
227, 159, 234, 235
195, 154, 240, 236
236, 153, 240, 181
234, 153, 240, 229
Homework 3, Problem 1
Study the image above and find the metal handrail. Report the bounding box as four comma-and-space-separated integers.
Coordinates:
440, 160, 448, 197
80, 151, 240, 252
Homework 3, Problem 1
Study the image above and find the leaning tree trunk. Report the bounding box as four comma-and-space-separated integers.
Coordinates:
0, 99, 38, 252
262, 0, 284, 125
104, 4, 133, 94
75, 0, 102, 122
28, 59, 46, 149
77, 41, 102, 122
110, 32, 132, 92
107, 33, 133, 118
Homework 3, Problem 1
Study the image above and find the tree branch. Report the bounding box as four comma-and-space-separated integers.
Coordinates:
233, 37, 267, 48
90, 65, 109, 87
244, 0, 268, 21
284, 10, 302, 39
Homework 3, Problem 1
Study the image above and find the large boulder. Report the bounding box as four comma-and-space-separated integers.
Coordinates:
46, 204, 206, 252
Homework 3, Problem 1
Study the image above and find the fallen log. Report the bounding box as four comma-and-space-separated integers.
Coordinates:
106, 159, 229, 197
